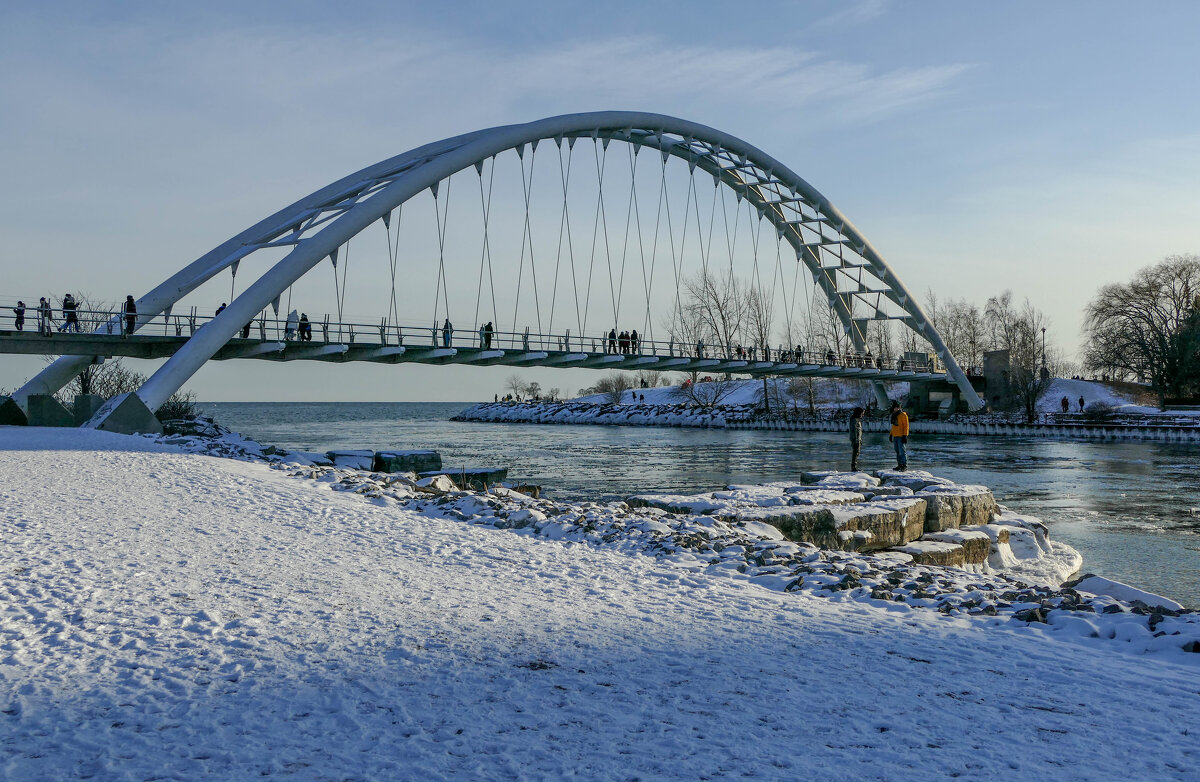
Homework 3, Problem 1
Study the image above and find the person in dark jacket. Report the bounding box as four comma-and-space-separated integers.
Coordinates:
38, 297, 55, 335
12, 301, 25, 331
849, 406, 864, 472
123, 295, 137, 335
61, 294, 79, 332
299, 313, 312, 341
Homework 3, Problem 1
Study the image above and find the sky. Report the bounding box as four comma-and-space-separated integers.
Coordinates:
2, 0, 1198, 402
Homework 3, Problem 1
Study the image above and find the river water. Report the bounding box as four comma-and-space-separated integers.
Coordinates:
200, 401, 1200, 608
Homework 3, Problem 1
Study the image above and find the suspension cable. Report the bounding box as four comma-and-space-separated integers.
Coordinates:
548, 139, 576, 337
642, 145, 669, 341
582, 138, 610, 338
431, 179, 452, 325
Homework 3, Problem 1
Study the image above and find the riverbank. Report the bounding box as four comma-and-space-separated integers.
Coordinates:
455, 400, 1200, 442
2, 425, 1198, 778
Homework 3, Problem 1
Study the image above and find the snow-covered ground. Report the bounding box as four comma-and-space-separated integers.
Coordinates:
576, 375, 1198, 419
575, 376, 885, 407
2, 427, 1198, 780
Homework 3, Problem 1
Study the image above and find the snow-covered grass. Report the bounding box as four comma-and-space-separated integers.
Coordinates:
575, 375, 1198, 419
2, 427, 1198, 780
574, 376, 887, 407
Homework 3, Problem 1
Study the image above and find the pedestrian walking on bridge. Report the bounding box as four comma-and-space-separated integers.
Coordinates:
12, 301, 25, 331
123, 295, 136, 335
38, 297, 55, 336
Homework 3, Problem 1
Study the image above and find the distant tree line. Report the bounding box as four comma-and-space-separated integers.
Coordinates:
1082, 254, 1200, 407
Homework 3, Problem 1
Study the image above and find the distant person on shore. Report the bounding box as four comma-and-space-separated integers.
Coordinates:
1061, 396, 1070, 413
123, 295, 136, 335
1078, 396, 1085, 413
12, 301, 25, 331
889, 400, 909, 471
849, 406, 864, 472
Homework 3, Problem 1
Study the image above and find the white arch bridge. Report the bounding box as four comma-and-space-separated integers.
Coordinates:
11, 112, 983, 432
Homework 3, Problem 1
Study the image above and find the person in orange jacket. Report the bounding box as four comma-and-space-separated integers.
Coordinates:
889, 400, 909, 471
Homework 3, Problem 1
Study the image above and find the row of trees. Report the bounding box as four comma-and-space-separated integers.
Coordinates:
1082, 254, 1200, 406
924, 291, 1067, 421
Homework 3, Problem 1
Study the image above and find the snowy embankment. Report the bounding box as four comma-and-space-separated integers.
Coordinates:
2, 427, 1198, 780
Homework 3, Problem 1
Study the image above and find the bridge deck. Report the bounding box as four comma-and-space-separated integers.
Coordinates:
0, 330, 947, 382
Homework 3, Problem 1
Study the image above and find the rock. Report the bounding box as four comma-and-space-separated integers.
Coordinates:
913, 486, 997, 531
326, 450, 375, 469
914, 491, 965, 532
922, 529, 991, 565
415, 474, 458, 493
374, 450, 442, 473
1014, 607, 1047, 623
877, 469, 954, 492
891, 540, 966, 568
418, 467, 508, 491
1069, 575, 1185, 613
861, 486, 915, 498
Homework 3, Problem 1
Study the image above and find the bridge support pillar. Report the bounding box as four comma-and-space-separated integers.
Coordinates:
871, 381, 890, 410
27, 394, 74, 427
73, 394, 105, 427
0, 396, 29, 426
86, 392, 163, 435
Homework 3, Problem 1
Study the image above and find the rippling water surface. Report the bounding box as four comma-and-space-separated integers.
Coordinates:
201, 401, 1200, 607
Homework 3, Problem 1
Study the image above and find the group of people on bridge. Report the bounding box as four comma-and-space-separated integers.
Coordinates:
9, 294, 139, 337
607, 329, 640, 355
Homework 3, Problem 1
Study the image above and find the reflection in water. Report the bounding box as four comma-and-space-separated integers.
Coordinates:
201, 402, 1200, 607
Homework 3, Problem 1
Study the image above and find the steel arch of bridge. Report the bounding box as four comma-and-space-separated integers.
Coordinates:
16, 111, 983, 430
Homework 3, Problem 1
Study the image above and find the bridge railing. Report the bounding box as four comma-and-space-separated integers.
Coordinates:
0, 301, 943, 375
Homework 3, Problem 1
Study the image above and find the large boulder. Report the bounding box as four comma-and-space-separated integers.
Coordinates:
922, 529, 991, 565
326, 450, 374, 470
826, 498, 927, 551
912, 485, 997, 531
374, 450, 442, 473
892, 540, 966, 568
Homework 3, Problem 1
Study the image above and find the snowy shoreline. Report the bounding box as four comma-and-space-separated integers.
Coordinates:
3, 424, 1199, 779
145, 420, 1196, 653
455, 400, 1200, 441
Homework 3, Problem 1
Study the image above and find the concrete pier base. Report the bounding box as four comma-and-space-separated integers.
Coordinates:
0, 396, 28, 426
87, 392, 164, 435
73, 394, 105, 427
27, 394, 73, 427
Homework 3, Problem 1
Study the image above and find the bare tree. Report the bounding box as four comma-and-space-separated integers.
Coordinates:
681, 269, 750, 357
1083, 254, 1200, 407
504, 374, 528, 399
675, 375, 740, 407
635, 369, 664, 389
589, 373, 635, 404
927, 289, 985, 371
995, 298, 1054, 422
